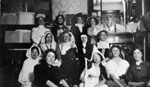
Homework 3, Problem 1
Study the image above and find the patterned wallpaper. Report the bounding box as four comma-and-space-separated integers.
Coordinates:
52, 0, 87, 20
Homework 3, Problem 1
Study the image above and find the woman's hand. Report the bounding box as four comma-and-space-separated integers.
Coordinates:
59, 79, 69, 87
95, 83, 103, 87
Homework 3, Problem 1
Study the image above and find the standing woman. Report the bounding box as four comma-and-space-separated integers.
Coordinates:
87, 17, 100, 45
18, 45, 41, 87
126, 47, 150, 87
31, 13, 50, 45
40, 31, 56, 52
70, 13, 87, 50
104, 45, 129, 87
52, 15, 69, 42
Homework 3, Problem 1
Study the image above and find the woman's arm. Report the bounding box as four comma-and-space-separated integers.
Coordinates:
80, 69, 86, 82
95, 78, 106, 87
128, 82, 146, 87
59, 79, 69, 87
110, 74, 124, 87
46, 80, 58, 87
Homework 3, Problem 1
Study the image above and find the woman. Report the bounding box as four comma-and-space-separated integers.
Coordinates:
40, 31, 56, 52
79, 34, 99, 61
56, 31, 80, 87
96, 30, 110, 58
126, 47, 150, 87
33, 49, 68, 87
18, 44, 41, 87
103, 45, 129, 87
79, 51, 108, 87
87, 17, 100, 45
31, 13, 50, 45
52, 15, 69, 42
70, 13, 87, 49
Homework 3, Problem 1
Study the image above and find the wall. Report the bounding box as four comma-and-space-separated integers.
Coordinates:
52, 0, 87, 20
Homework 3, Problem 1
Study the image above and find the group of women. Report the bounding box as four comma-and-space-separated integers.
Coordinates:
18, 13, 150, 87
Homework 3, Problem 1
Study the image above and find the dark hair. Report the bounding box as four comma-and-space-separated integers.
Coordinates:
55, 15, 65, 24
44, 49, 57, 60
40, 49, 57, 64
87, 52, 108, 79
31, 46, 40, 55
35, 17, 46, 25
58, 31, 71, 42
132, 45, 144, 59
87, 17, 98, 25
132, 45, 143, 54
109, 45, 123, 59
44, 33, 52, 42
96, 30, 108, 41
75, 13, 84, 23
87, 52, 103, 69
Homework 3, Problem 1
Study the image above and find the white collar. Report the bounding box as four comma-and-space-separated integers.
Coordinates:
136, 60, 143, 66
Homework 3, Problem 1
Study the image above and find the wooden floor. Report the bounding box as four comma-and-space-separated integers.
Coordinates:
0, 60, 21, 87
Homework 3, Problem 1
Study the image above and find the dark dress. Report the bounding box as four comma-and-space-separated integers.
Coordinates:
33, 63, 63, 87
126, 61, 150, 87
52, 24, 69, 42
70, 24, 87, 51
60, 48, 81, 87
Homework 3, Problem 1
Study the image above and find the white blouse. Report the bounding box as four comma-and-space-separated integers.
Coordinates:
31, 25, 50, 44
105, 59, 129, 79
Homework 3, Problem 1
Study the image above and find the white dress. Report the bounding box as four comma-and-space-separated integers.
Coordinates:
18, 45, 41, 87
81, 64, 108, 87
18, 58, 40, 87
85, 64, 100, 87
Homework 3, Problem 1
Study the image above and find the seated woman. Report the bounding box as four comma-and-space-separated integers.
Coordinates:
55, 31, 80, 87
79, 33, 99, 61
103, 45, 129, 87
79, 50, 108, 87
96, 30, 110, 58
33, 49, 68, 87
126, 46, 150, 87
40, 31, 56, 52
18, 44, 42, 87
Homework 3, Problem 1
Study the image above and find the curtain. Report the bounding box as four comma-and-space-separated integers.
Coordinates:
52, 0, 87, 20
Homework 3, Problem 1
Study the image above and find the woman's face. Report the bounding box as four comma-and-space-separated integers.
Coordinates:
31, 48, 39, 59
81, 36, 87, 43
91, 18, 96, 26
99, 32, 107, 41
46, 52, 55, 65
133, 49, 142, 61
58, 16, 64, 24
63, 33, 70, 42
38, 17, 45, 25
77, 17, 83, 24
112, 47, 120, 57
45, 33, 52, 43
93, 53, 101, 63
